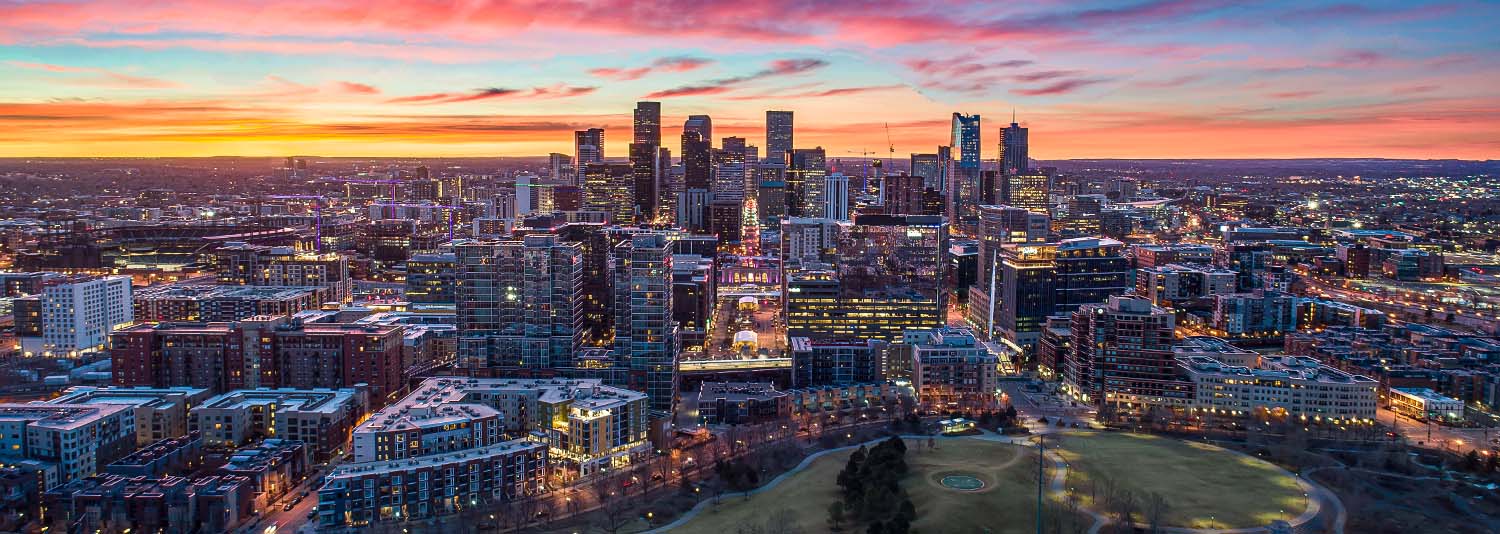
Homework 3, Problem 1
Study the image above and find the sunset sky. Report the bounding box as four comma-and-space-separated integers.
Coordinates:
1, 0, 1496, 159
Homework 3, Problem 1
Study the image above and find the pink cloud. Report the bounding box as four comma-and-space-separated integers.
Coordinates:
1011, 78, 1108, 96
387, 85, 595, 104
333, 81, 380, 94
589, 55, 713, 80
644, 58, 827, 98
7, 60, 179, 89
1267, 90, 1322, 100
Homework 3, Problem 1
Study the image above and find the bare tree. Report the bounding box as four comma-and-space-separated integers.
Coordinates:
592, 478, 633, 534
1143, 491, 1170, 533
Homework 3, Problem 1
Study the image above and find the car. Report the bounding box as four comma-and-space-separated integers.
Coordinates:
306, 510, 317, 520
283, 503, 295, 512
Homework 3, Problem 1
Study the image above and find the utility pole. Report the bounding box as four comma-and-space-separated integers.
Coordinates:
1036, 434, 1044, 534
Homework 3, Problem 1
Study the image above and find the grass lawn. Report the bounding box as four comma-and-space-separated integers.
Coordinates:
672, 437, 1065, 533
1052, 432, 1304, 529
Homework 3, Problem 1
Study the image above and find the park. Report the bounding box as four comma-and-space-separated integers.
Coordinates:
667, 431, 1308, 533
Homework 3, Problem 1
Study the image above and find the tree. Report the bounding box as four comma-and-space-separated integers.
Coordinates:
1464, 450, 1481, 471
1143, 492, 1170, 533
765, 508, 805, 534
827, 501, 847, 531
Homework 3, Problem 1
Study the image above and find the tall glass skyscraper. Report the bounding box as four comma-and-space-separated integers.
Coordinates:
1000, 120, 1029, 175
633, 101, 661, 146
574, 128, 604, 186
766, 110, 794, 164
950, 113, 981, 230
612, 232, 679, 413
631, 102, 663, 222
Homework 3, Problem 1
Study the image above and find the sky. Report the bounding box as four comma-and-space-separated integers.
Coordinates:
0, 0, 1497, 160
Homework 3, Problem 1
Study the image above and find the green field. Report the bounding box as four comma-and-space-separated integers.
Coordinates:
1052, 432, 1305, 529
672, 438, 1052, 533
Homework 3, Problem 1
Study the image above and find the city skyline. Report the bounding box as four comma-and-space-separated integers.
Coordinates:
1, 0, 1497, 159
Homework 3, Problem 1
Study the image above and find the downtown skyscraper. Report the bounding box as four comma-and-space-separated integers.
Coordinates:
631, 101, 663, 221
950, 113, 982, 232
766, 110, 794, 164
574, 128, 604, 186
999, 119, 1029, 175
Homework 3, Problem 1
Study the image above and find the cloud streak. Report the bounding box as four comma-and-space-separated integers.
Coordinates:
645, 58, 827, 98
387, 85, 596, 104
7, 60, 180, 89
589, 56, 713, 81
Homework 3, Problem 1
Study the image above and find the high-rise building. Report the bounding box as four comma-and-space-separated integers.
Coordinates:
683, 114, 712, 154
765, 110, 794, 164
405, 252, 458, 304
455, 236, 583, 370
16, 275, 133, 358
1063, 194, 1107, 235
715, 136, 748, 201
950, 113, 982, 230
629, 143, 660, 221
1001, 172, 1051, 214
573, 128, 604, 185
884, 173, 926, 215
788, 147, 827, 218
966, 205, 1050, 344
909, 153, 940, 191
978, 237, 1129, 355
824, 173, 850, 221
613, 233, 679, 413
1064, 296, 1186, 410
679, 129, 713, 231
633, 101, 661, 146
999, 119, 1029, 175
548, 153, 572, 182
581, 163, 635, 224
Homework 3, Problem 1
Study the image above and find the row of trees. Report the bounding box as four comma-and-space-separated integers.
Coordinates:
829, 437, 917, 533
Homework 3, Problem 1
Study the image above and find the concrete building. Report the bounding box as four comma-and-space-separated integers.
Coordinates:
1390, 387, 1465, 422
1136, 263, 1238, 307
1065, 296, 1188, 411
47, 386, 214, 445
17, 275, 133, 358
1182, 355, 1377, 422
189, 387, 368, 460
214, 243, 351, 303
696, 382, 792, 425
0, 403, 135, 486
133, 283, 322, 323
910, 328, 999, 411
44, 474, 253, 534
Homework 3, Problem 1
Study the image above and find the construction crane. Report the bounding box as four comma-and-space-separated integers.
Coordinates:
844, 149, 877, 194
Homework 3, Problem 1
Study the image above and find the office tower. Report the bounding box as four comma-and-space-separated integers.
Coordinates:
682, 115, 712, 154
455, 235, 584, 370
656, 146, 674, 220
909, 153, 940, 191
715, 136, 748, 201
757, 178, 787, 223
999, 119, 1029, 175
765, 110, 794, 164
629, 143, 660, 221
214, 243, 351, 302
935, 145, 953, 193
633, 101, 661, 146
950, 113, 982, 231
515, 173, 539, 216
1065, 295, 1186, 410
405, 252, 458, 304
548, 153, 572, 182
788, 147, 827, 218
613, 233, 679, 413
709, 200, 743, 243
409, 178, 440, 202
581, 163, 635, 224
824, 173, 850, 221
15, 275, 132, 358
884, 173, 925, 215
1001, 172, 1051, 214
681, 129, 712, 190
980, 237, 1129, 356
672, 253, 715, 351
1064, 194, 1107, 235
786, 215, 946, 343
780, 217, 842, 267
966, 205, 1049, 342
742, 144, 760, 197
573, 128, 604, 185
